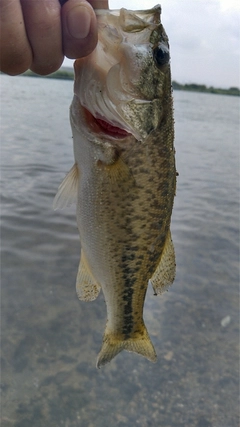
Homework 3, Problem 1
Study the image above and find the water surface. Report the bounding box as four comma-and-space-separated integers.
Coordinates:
0, 75, 239, 427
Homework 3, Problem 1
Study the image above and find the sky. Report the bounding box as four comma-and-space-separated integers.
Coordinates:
63, 0, 240, 88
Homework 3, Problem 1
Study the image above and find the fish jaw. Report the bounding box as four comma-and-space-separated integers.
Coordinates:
72, 5, 170, 142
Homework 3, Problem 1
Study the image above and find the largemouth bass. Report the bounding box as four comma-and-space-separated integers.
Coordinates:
54, 5, 176, 368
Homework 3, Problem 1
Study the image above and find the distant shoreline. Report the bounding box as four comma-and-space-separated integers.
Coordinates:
2, 69, 240, 97
172, 81, 239, 97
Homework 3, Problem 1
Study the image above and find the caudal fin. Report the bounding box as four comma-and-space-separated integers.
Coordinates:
96, 325, 157, 368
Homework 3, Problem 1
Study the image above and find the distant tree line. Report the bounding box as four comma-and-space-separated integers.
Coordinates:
22, 69, 75, 80
172, 80, 240, 96
3, 69, 239, 96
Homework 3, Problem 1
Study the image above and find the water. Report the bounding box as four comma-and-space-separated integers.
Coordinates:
0, 75, 239, 427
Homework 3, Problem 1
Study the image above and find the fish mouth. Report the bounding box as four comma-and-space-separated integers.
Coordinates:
82, 107, 132, 139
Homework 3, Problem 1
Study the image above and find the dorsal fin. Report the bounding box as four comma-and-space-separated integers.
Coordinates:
53, 163, 79, 210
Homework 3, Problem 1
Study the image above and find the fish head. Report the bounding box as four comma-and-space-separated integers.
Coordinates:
71, 5, 172, 145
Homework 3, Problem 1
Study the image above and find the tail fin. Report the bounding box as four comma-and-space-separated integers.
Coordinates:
96, 325, 157, 368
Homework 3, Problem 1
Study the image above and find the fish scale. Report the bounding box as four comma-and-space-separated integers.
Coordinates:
54, 5, 177, 368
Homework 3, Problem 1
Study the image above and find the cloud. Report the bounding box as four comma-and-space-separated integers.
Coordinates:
64, 0, 240, 87
158, 0, 239, 87
111, 0, 240, 87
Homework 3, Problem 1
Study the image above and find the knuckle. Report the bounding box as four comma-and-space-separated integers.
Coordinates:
0, 51, 31, 76
31, 56, 63, 76
64, 34, 97, 59
0, 33, 32, 75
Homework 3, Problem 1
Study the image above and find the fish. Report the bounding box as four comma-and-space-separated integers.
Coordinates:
54, 5, 177, 368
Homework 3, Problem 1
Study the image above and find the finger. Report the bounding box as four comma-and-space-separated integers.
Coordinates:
0, 0, 32, 75
20, 0, 63, 75
61, 0, 98, 59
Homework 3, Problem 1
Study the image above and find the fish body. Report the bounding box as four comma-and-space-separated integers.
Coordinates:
54, 5, 176, 367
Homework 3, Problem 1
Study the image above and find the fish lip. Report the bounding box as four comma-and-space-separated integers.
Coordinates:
95, 5, 161, 19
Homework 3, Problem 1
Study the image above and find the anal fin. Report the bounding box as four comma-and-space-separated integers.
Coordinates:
76, 250, 101, 301
149, 230, 176, 295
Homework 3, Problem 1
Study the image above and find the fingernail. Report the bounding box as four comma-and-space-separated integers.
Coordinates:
67, 5, 91, 39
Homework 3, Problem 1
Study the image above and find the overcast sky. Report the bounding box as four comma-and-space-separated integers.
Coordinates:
63, 0, 240, 88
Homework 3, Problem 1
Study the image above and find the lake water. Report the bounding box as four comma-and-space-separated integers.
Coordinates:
0, 74, 239, 427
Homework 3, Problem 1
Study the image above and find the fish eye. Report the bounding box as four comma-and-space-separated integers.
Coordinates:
153, 45, 170, 68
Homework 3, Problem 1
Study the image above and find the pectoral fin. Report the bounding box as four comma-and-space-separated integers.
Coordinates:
76, 250, 101, 301
149, 230, 176, 295
99, 156, 132, 185
53, 163, 79, 210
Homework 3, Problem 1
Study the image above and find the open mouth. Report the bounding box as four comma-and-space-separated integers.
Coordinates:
83, 107, 131, 138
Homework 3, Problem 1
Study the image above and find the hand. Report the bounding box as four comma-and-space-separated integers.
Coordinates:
0, 0, 108, 76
